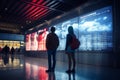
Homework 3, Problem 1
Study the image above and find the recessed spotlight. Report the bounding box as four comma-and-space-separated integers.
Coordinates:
21, 26, 23, 28
5, 8, 8, 11
29, 21, 31, 23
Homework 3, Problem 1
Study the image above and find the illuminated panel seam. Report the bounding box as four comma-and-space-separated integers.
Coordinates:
22, 0, 46, 20
26, 7, 40, 18
27, 0, 49, 20
32, 0, 37, 3
37, 0, 48, 6
35, 9, 48, 19
46, 0, 56, 7
22, 6, 36, 18
34, 9, 49, 20
37, 0, 43, 4
50, 2, 59, 8
18, 4, 31, 16
29, 8, 44, 19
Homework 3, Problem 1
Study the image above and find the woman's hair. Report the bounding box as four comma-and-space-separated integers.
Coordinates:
68, 26, 74, 34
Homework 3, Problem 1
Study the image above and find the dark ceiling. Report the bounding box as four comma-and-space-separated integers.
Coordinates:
0, 0, 88, 34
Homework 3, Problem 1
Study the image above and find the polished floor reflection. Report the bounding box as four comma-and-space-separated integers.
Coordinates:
0, 54, 119, 80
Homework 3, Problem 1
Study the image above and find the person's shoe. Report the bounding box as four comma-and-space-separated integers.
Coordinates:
45, 69, 51, 73
65, 70, 71, 73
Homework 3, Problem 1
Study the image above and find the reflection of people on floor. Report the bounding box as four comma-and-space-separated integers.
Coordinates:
11, 54, 14, 63
2, 55, 9, 65
17, 48, 21, 54
0, 47, 2, 54
11, 47, 15, 63
11, 47, 15, 55
48, 72, 56, 80
68, 73, 75, 80
38, 67, 48, 80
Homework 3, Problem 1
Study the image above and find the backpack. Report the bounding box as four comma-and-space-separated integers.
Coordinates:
70, 35, 80, 50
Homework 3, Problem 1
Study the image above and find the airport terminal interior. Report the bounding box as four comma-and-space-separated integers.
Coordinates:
0, 0, 120, 80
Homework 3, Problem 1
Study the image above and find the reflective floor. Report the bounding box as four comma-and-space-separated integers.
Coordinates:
0, 54, 119, 80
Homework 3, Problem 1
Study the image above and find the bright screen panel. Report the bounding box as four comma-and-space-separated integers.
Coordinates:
54, 17, 79, 50
78, 6, 112, 51
54, 6, 113, 51
26, 28, 49, 51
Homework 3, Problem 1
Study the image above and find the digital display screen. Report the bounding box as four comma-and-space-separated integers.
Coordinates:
26, 28, 49, 51
54, 6, 113, 51
26, 6, 113, 51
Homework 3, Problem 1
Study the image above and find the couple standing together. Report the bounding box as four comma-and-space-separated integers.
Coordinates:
46, 26, 76, 73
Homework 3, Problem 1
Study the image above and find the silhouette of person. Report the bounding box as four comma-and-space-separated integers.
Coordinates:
46, 26, 59, 72
0, 47, 2, 53
11, 47, 15, 63
48, 72, 56, 80
11, 47, 15, 55
2, 54, 9, 65
68, 72, 75, 80
11, 54, 14, 63
3, 45, 10, 56
65, 26, 76, 73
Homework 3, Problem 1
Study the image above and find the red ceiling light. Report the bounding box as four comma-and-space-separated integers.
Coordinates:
22, 6, 36, 18
34, 9, 48, 20
32, 0, 37, 3
37, 0, 43, 4
29, 8, 44, 19
22, 0, 48, 21
26, 7, 40, 19
18, 4, 30, 16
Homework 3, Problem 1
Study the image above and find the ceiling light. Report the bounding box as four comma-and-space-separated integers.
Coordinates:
29, 21, 31, 23
26, 20, 31, 24
21, 26, 23, 28
5, 8, 8, 11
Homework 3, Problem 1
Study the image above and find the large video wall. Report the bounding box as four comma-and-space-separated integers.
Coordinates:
26, 6, 113, 51
26, 28, 49, 51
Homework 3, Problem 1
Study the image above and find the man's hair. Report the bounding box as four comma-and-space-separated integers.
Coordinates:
51, 26, 55, 33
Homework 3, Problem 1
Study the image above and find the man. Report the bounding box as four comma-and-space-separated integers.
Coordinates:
46, 26, 59, 72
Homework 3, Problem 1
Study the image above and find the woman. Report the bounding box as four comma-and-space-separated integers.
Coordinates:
65, 26, 76, 73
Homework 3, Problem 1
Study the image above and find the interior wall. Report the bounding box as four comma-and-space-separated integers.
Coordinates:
0, 33, 24, 41
113, 0, 120, 68
25, 0, 120, 68
0, 33, 25, 52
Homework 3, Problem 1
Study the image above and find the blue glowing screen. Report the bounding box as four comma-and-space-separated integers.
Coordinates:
54, 6, 113, 51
